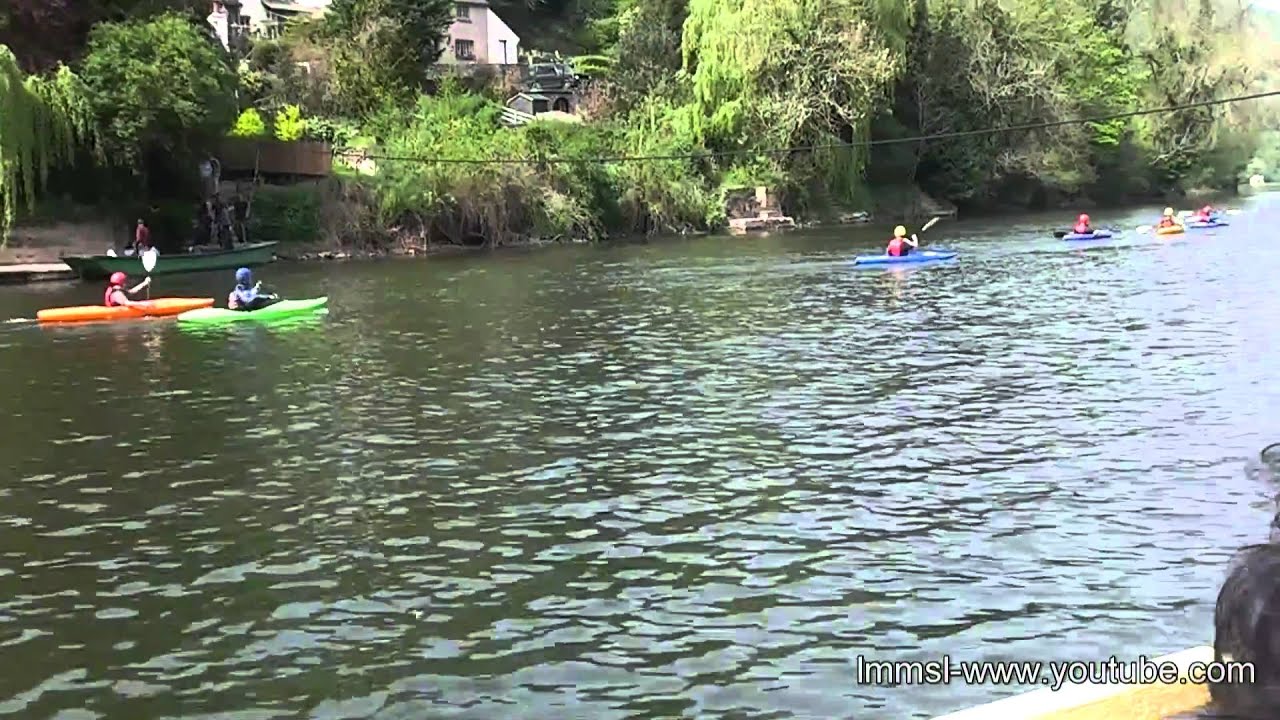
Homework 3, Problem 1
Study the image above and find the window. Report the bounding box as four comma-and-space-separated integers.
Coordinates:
454, 39, 475, 60
455, 3, 471, 20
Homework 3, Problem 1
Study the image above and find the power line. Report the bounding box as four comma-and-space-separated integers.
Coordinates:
329, 88, 1280, 167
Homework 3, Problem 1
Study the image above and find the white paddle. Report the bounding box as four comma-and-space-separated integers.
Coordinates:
141, 247, 158, 299
915, 216, 944, 250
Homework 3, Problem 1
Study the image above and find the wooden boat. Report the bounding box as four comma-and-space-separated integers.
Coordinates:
60, 242, 278, 281
37, 297, 214, 324
930, 646, 1211, 720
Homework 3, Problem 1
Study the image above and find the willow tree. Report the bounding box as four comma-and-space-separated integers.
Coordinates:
0, 45, 94, 244
679, 0, 905, 203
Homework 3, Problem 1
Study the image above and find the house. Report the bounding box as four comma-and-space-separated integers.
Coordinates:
209, 0, 329, 48
440, 0, 521, 65
210, 0, 520, 65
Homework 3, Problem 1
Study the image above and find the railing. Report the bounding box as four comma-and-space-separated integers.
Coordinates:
500, 107, 535, 127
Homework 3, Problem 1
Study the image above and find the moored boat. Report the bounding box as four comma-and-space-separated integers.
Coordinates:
60, 242, 278, 281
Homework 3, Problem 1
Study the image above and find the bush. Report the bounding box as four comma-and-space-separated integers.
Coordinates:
248, 186, 321, 244
274, 105, 306, 141
230, 108, 268, 137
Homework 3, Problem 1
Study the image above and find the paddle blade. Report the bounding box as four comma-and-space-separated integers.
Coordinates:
1136, 225, 1152, 234
142, 247, 158, 273
1053, 230, 1068, 238
921, 216, 943, 233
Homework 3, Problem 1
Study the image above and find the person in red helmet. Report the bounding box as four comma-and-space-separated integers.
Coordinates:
104, 271, 151, 307
1073, 213, 1093, 234
1191, 205, 1217, 222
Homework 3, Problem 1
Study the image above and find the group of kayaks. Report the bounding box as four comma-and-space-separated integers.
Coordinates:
1061, 207, 1230, 242
36, 296, 330, 325
852, 206, 1235, 266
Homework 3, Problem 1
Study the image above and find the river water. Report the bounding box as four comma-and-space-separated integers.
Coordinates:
1, 195, 1278, 719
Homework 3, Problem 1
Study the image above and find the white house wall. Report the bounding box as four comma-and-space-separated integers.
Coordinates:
485, 9, 519, 65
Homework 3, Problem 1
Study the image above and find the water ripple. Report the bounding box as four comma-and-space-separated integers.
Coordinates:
0, 198, 1278, 718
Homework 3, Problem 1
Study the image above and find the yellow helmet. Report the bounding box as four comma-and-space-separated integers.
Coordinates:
893, 225, 907, 237
1163, 207, 1174, 216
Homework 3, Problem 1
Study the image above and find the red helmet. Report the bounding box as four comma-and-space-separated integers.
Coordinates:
1078, 213, 1090, 222
109, 272, 127, 286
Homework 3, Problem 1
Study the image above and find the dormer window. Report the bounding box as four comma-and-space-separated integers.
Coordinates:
455, 3, 471, 21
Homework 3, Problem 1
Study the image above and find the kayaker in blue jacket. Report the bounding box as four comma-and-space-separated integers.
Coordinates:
228, 267, 280, 311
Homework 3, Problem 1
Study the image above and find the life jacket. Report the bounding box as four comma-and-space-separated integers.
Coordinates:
887, 237, 906, 256
230, 284, 256, 307
1157, 216, 1176, 228
1073, 222, 1091, 234
104, 284, 124, 307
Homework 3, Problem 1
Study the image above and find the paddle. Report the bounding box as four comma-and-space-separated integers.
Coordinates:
141, 247, 158, 299
915, 216, 944, 249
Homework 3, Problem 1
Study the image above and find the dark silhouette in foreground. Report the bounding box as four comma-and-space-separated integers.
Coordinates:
1174, 443, 1280, 719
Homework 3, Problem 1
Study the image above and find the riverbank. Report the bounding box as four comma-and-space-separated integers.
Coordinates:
0, 183, 1257, 286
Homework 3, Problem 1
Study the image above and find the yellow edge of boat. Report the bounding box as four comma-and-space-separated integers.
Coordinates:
1155, 225, 1185, 236
930, 646, 1211, 720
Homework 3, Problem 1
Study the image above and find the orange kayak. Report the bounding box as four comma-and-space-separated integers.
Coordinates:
37, 297, 215, 324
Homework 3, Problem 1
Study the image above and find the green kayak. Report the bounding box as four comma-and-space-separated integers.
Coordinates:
176, 297, 328, 324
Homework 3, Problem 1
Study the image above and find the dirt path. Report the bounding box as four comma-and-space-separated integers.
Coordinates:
0, 221, 123, 265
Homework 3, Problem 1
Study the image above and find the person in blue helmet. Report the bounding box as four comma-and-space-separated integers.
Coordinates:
227, 267, 280, 311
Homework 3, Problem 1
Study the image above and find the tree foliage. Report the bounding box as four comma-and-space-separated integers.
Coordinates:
0, 0, 205, 72
322, 0, 453, 116
0, 46, 96, 243
78, 13, 237, 168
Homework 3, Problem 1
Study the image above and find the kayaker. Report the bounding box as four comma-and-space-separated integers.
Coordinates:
104, 272, 151, 307
887, 225, 919, 257
1191, 204, 1216, 222
1072, 213, 1093, 234
1156, 207, 1181, 230
228, 267, 280, 312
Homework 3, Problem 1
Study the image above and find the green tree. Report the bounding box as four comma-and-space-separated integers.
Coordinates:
0, 0, 207, 72
78, 13, 237, 169
323, 0, 453, 115
679, 0, 904, 203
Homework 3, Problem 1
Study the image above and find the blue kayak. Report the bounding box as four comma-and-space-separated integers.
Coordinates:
853, 250, 958, 266
1062, 230, 1113, 241
1187, 219, 1229, 229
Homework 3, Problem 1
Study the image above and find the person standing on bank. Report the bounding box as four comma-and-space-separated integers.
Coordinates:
133, 219, 151, 255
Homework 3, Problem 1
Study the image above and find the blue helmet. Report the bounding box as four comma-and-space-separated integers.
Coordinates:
235, 267, 252, 284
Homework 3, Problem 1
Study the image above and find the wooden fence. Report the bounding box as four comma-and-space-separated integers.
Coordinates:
217, 138, 333, 177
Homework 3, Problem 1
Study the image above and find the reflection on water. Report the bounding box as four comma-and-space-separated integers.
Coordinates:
0, 197, 1278, 718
